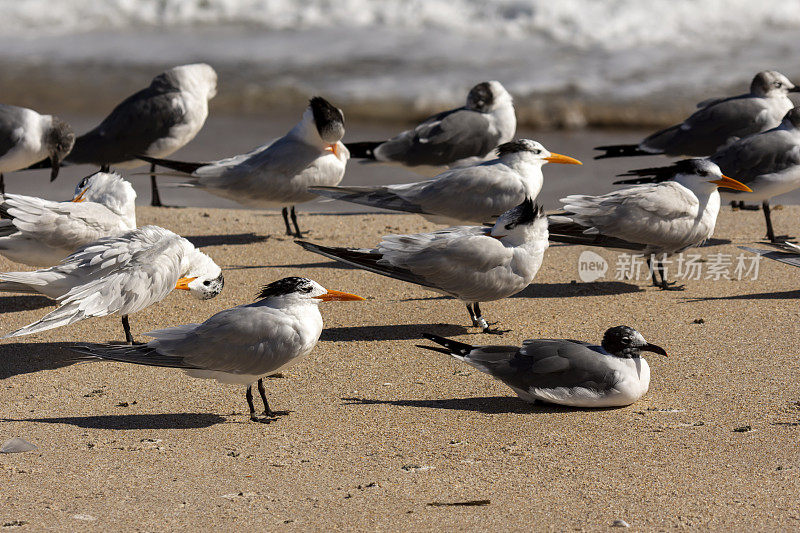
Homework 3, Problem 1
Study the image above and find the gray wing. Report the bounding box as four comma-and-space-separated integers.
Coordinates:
739, 245, 800, 268
711, 129, 800, 184
467, 340, 619, 393
0, 104, 30, 159
642, 95, 771, 156
67, 86, 187, 165
375, 107, 498, 166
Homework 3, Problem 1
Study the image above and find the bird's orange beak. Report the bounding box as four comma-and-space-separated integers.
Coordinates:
326, 143, 339, 157
175, 277, 197, 290
545, 152, 582, 165
313, 289, 365, 302
710, 175, 752, 192
72, 188, 88, 202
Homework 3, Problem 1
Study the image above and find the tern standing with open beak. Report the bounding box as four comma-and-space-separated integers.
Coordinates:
313, 139, 581, 225
346, 80, 516, 175
297, 198, 548, 334
712, 107, 800, 242
140, 97, 348, 237
0, 171, 136, 266
72, 277, 364, 423
595, 71, 799, 159
419, 326, 666, 407
0, 225, 223, 343
0, 103, 74, 193
549, 159, 752, 290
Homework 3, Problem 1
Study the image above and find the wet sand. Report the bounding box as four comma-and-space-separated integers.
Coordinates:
2, 204, 800, 530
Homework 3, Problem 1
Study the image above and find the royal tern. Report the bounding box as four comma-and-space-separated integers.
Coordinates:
549, 159, 752, 289
709, 107, 800, 242
297, 198, 548, 333
347, 81, 515, 175
33, 64, 217, 207
140, 97, 348, 237
312, 140, 581, 225
71, 277, 364, 423
739, 241, 800, 269
595, 71, 798, 159
418, 326, 666, 408
1, 225, 223, 343
0, 103, 74, 193
0, 171, 136, 266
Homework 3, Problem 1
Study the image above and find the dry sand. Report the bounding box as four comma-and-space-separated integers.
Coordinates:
1, 205, 800, 531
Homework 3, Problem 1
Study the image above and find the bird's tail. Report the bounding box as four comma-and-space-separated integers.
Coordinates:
0, 271, 48, 294
136, 154, 206, 175
70, 342, 198, 369
309, 185, 425, 214
593, 144, 653, 160
345, 141, 382, 160
417, 333, 474, 360
547, 217, 648, 252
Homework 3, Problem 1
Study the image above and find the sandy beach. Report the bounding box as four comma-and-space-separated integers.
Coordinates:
2, 203, 800, 530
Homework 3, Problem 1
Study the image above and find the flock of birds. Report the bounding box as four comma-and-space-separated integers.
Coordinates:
2, 64, 799, 422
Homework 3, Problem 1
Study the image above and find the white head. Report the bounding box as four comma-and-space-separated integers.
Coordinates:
72, 171, 137, 220
669, 159, 752, 195
255, 277, 364, 306
155, 63, 218, 100
490, 198, 549, 248
750, 70, 798, 98
466, 81, 513, 112
495, 139, 582, 167
176, 250, 224, 300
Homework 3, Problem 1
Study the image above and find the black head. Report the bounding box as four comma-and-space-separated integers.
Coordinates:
498, 198, 543, 231
257, 276, 317, 300
467, 82, 494, 112
47, 117, 76, 181
615, 158, 716, 184
496, 139, 545, 158
601, 326, 667, 359
783, 107, 800, 129
309, 97, 345, 143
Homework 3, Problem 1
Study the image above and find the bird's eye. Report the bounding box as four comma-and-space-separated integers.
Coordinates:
698, 170, 708, 177
533, 149, 541, 154
621, 336, 631, 343
203, 280, 211, 286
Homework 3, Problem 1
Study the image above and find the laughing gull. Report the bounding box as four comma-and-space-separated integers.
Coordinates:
347, 81, 516, 176
0, 171, 136, 266
297, 199, 548, 334
549, 159, 752, 289
0, 103, 74, 193
35, 64, 217, 207
595, 71, 798, 159
418, 326, 666, 407
710, 107, 800, 242
140, 97, 348, 237
312, 140, 581, 225
1, 225, 223, 344
739, 241, 800, 268
71, 277, 364, 423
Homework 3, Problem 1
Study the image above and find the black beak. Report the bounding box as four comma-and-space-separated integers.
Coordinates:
50, 156, 60, 182
789, 86, 800, 93
642, 343, 667, 357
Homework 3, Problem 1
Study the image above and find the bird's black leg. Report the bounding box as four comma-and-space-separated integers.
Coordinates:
122, 315, 135, 344
150, 163, 163, 207
290, 206, 302, 238
246, 385, 259, 422
654, 258, 684, 291
647, 257, 659, 287
100, 164, 110, 173
282, 207, 293, 236
763, 201, 776, 242
0, 173, 4, 195
473, 302, 509, 335
257, 378, 277, 418
465, 303, 478, 327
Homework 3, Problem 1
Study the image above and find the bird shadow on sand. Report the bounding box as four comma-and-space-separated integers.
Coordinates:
321, 323, 469, 342
685, 288, 800, 302
1, 413, 226, 430
698, 237, 732, 248
511, 281, 643, 298
186, 233, 270, 248
262, 260, 359, 270
341, 396, 611, 414
0, 295, 54, 314
0, 342, 77, 379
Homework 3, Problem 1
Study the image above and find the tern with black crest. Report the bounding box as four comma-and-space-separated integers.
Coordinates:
71, 277, 364, 423
141, 97, 348, 237
1, 225, 223, 344
595, 71, 798, 159
313, 139, 581, 225
549, 159, 752, 289
419, 326, 666, 408
346, 81, 516, 175
297, 199, 548, 333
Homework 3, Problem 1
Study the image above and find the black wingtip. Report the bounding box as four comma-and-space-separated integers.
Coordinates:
421, 333, 474, 355
136, 154, 206, 174
345, 141, 381, 160
415, 343, 452, 355
593, 144, 651, 159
